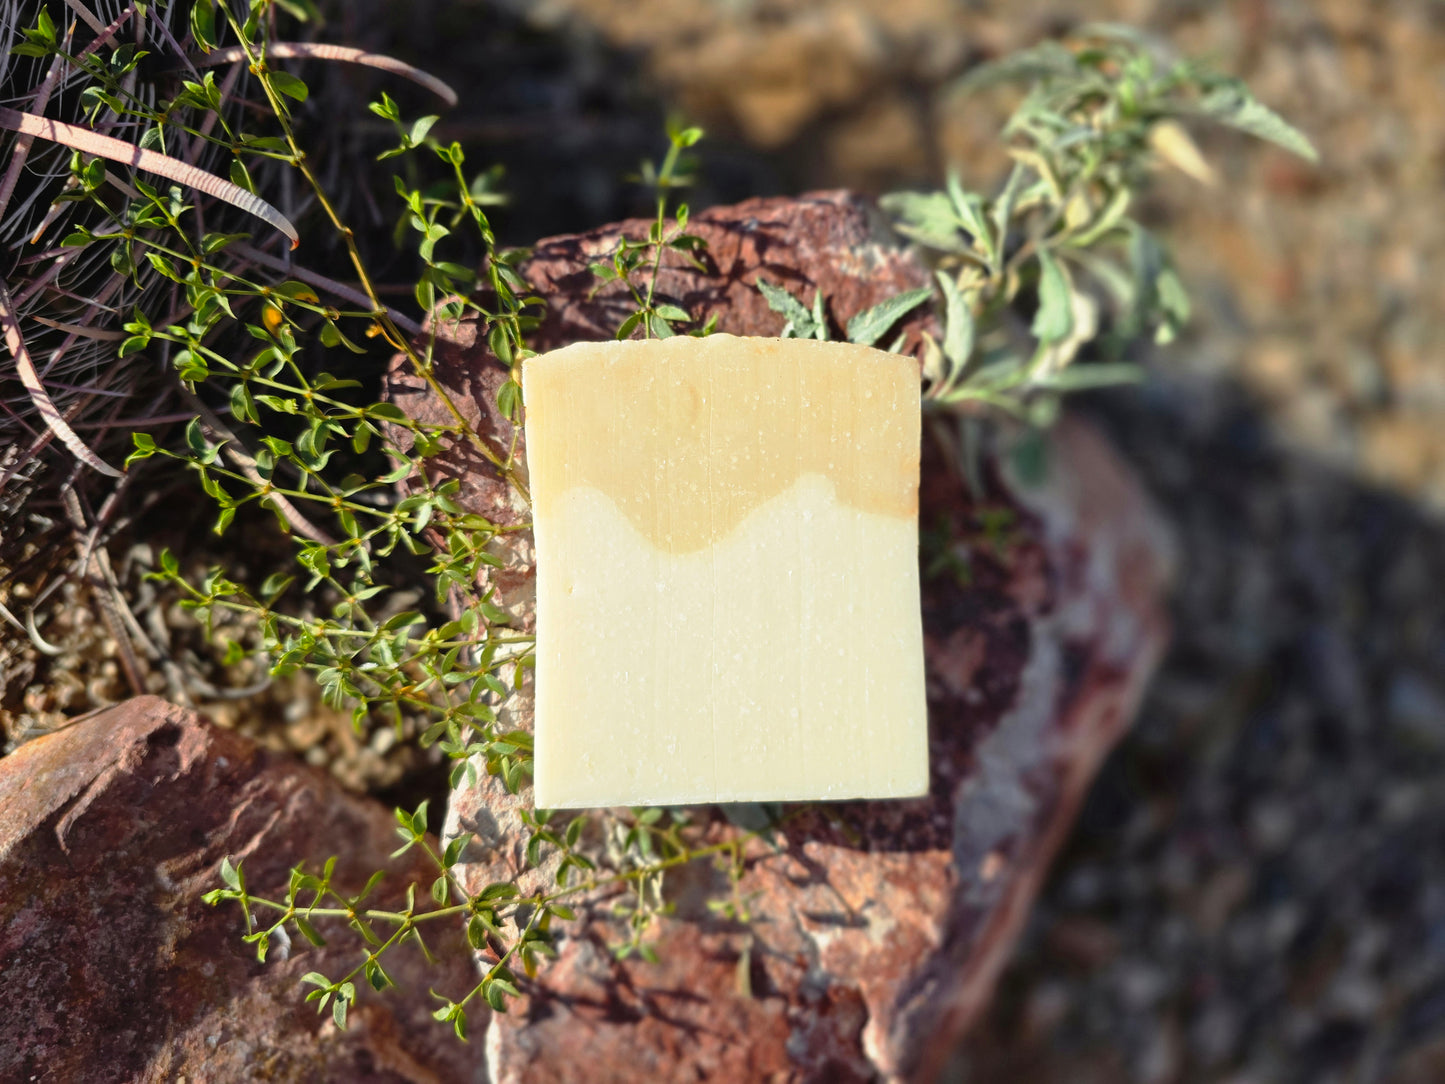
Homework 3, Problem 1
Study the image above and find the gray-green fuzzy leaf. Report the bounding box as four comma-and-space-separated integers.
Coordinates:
1030, 250, 1073, 343
878, 191, 968, 252
951, 41, 1078, 95
846, 287, 933, 348
756, 279, 819, 339
1198, 86, 1319, 163
936, 271, 974, 370
1032, 363, 1145, 390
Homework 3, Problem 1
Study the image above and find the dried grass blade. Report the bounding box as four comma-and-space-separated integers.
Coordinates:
0, 280, 123, 478
104, 169, 144, 200
63, 0, 108, 35
0, 423, 53, 492
0, 106, 299, 245
32, 315, 127, 341
144, 4, 202, 80
14, 247, 83, 308
78, 3, 134, 56
200, 43, 459, 107
0, 597, 26, 635
0, 32, 71, 223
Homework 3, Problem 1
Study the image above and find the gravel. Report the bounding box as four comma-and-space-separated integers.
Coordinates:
951, 373, 1445, 1083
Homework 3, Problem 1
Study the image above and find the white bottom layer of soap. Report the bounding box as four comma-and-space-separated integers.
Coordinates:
533, 474, 927, 808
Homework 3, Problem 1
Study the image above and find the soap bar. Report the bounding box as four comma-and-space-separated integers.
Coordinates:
523, 334, 927, 808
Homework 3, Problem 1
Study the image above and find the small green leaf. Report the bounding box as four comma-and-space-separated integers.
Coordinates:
1198, 84, 1318, 163
219, 856, 242, 890
366, 402, 408, 423
271, 281, 320, 303
1032, 363, 1144, 390
1156, 267, 1190, 324
615, 311, 643, 340
846, 287, 932, 348
190, 1, 217, 52
936, 271, 974, 370
565, 815, 585, 848
990, 162, 1025, 261
441, 836, 469, 871
270, 71, 309, 103
185, 417, 211, 457
294, 916, 326, 947
951, 40, 1077, 95
946, 173, 994, 264
1030, 250, 1073, 344
146, 252, 180, 281
370, 93, 401, 121
878, 191, 968, 252
756, 279, 818, 339
126, 432, 157, 468
485, 981, 509, 1012
365, 958, 392, 991
229, 160, 255, 194
1066, 186, 1132, 248
497, 380, 521, 421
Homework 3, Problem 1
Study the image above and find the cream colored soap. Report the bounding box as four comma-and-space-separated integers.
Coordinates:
523, 334, 927, 808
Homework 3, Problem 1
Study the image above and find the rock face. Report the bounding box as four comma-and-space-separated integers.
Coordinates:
0, 696, 482, 1084
383, 192, 1174, 1082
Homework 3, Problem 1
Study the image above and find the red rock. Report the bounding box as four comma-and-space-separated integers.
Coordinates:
382, 192, 1174, 1082
0, 696, 482, 1084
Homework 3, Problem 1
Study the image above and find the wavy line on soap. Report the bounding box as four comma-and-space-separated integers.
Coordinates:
522, 335, 920, 557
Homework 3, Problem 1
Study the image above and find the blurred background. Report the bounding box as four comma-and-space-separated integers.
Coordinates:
6, 1, 1444, 1080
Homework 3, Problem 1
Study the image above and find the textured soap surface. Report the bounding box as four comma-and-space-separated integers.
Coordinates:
523, 334, 927, 808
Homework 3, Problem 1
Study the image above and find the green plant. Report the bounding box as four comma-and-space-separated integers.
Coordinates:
759, 25, 1317, 428
2, 0, 789, 1031
202, 800, 779, 1034
586, 116, 717, 340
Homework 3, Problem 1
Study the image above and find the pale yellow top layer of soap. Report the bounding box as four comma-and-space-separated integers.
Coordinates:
521, 335, 920, 554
